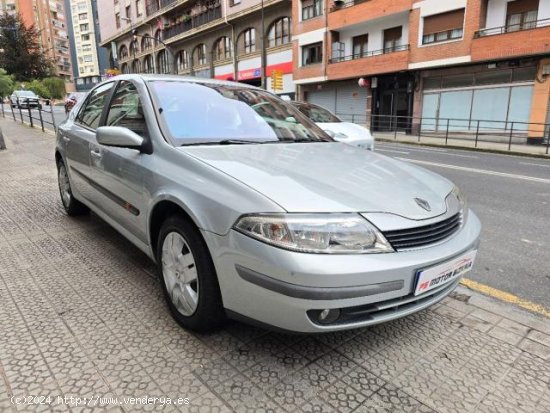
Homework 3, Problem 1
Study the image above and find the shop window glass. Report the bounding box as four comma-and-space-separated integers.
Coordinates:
471, 87, 510, 130
508, 86, 533, 130
439, 90, 472, 130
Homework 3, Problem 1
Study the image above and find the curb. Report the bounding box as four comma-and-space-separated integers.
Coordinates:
375, 137, 550, 159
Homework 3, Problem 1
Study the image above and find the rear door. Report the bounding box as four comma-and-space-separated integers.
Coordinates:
63, 82, 115, 202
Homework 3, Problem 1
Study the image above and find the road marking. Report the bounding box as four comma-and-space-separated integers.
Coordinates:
397, 158, 550, 184
376, 148, 410, 155
461, 278, 550, 318
520, 162, 550, 168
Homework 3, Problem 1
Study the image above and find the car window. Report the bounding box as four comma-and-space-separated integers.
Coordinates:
105, 81, 147, 137
76, 82, 114, 129
297, 104, 341, 123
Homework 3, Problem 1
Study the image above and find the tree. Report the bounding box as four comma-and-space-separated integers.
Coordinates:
27, 79, 49, 98
0, 69, 14, 98
0, 13, 53, 81
41, 77, 65, 99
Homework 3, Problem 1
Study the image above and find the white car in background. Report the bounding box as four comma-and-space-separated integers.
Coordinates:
292, 101, 374, 150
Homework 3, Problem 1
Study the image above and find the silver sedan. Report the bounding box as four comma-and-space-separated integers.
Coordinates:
55, 75, 481, 333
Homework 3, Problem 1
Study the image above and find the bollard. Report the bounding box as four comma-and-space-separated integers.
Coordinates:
508, 122, 514, 151
50, 105, 56, 132
445, 119, 450, 145
546, 128, 549, 155
38, 107, 45, 132
10, 101, 16, 121
475, 120, 480, 148
18, 103, 23, 123
27, 106, 33, 128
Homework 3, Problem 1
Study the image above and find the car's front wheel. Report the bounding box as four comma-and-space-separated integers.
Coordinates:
57, 160, 89, 216
157, 215, 225, 331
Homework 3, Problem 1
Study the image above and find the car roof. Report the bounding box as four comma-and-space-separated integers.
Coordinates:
103, 74, 261, 91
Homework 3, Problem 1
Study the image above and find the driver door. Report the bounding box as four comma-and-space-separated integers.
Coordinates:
89, 80, 150, 244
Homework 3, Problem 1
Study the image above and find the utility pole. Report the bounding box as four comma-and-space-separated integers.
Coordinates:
260, 0, 266, 89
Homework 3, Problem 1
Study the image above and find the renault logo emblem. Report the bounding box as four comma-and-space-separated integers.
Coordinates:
414, 197, 431, 211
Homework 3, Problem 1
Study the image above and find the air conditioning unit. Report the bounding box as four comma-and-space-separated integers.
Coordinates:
542, 64, 550, 76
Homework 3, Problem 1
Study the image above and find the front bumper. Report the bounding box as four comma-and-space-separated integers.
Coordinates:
204, 210, 481, 333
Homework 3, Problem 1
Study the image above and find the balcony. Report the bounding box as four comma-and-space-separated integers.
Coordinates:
164, 6, 221, 40
328, 0, 411, 30
472, 18, 550, 61
327, 45, 409, 80
146, 0, 177, 16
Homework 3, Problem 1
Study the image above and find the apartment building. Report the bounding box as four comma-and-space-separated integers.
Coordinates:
0, 0, 17, 15
9, 0, 74, 87
97, 0, 294, 96
65, 0, 109, 90
293, 0, 550, 141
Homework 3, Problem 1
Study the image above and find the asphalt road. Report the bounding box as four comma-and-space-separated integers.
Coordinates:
376, 141, 550, 309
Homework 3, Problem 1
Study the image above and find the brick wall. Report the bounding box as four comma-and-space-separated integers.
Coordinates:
327, 50, 409, 80
409, 0, 482, 64
328, 0, 412, 30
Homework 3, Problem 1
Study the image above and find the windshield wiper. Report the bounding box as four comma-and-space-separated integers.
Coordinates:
180, 139, 278, 147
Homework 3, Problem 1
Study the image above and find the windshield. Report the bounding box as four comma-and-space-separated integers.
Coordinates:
149, 81, 331, 146
295, 103, 341, 123
17, 91, 37, 98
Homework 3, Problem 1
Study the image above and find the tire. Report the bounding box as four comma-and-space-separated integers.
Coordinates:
157, 215, 225, 332
56, 159, 89, 216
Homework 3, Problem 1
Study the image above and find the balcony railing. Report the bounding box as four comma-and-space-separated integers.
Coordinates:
146, 0, 177, 16
329, 0, 368, 13
474, 18, 550, 37
329, 44, 409, 63
163, 6, 221, 40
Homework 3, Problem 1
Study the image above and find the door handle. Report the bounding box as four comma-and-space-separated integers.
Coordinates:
90, 149, 102, 159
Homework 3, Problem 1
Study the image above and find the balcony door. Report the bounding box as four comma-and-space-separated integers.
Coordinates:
506, 0, 538, 32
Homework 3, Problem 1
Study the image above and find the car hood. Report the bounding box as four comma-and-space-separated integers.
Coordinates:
317, 122, 372, 140
180, 142, 453, 219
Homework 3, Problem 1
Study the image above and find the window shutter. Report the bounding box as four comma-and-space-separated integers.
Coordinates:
423, 9, 465, 35
507, 0, 539, 15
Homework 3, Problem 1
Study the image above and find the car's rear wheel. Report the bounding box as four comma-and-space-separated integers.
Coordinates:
157, 215, 225, 331
57, 160, 89, 216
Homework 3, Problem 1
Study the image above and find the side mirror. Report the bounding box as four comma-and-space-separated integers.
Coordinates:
96, 126, 144, 151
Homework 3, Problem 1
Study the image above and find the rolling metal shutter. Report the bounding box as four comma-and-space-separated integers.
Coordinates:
335, 83, 368, 123
306, 88, 337, 113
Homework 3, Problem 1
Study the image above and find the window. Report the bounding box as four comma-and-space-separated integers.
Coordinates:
268, 17, 290, 48
115, 12, 120, 28
302, 42, 322, 65
229, 0, 240, 5
154, 29, 162, 42
83, 55, 93, 62
301, 0, 322, 20
79, 23, 88, 32
213, 37, 232, 61
239, 28, 255, 55
125, 5, 131, 19
132, 59, 142, 72
422, 9, 464, 44
506, 0, 538, 32
157, 50, 169, 73
106, 81, 147, 136
77, 2, 86, 10
81, 34, 90, 41
76, 82, 114, 129
121, 63, 129, 73
383, 26, 402, 52
143, 55, 154, 73
136, 0, 143, 16
193, 44, 207, 66
141, 36, 152, 50
176, 50, 189, 72
78, 12, 87, 19
119, 45, 128, 58
352, 34, 368, 58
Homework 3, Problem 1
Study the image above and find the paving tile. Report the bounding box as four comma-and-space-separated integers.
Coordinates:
513, 351, 550, 384
519, 338, 550, 360
320, 379, 367, 413
528, 330, 550, 348
488, 326, 524, 346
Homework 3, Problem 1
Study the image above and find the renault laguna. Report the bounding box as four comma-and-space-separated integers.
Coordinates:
56, 75, 481, 333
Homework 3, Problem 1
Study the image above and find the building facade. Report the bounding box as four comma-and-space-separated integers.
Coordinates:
97, 0, 294, 96
293, 0, 550, 141
5, 0, 74, 88
66, 0, 110, 91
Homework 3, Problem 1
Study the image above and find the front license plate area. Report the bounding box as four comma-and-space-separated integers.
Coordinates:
414, 250, 477, 296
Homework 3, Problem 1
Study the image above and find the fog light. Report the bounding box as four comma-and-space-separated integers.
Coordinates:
317, 308, 340, 324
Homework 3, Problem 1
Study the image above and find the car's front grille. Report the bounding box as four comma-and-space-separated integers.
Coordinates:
383, 212, 463, 251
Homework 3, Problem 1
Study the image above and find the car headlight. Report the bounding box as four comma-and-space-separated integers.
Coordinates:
233, 214, 394, 254
451, 185, 468, 221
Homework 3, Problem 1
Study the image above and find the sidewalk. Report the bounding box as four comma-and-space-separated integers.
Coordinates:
374, 131, 550, 157
0, 119, 549, 413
